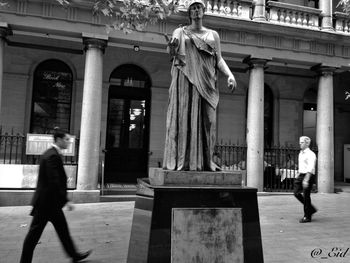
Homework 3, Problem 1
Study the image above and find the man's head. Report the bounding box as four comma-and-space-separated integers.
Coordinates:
299, 136, 311, 150
53, 127, 70, 150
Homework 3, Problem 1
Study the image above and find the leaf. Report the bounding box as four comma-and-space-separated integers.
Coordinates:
56, 0, 180, 33
101, 8, 111, 16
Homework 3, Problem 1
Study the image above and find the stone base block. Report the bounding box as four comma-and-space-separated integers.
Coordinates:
69, 190, 100, 203
0, 190, 100, 206
0, 190, 35, 206
149, 168, 242, 186
127, 178, 263, 263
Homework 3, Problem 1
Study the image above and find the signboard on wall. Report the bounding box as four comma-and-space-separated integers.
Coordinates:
26, 134, 76, 156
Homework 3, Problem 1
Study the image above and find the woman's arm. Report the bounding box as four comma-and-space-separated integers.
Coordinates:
213, 30, 237, 91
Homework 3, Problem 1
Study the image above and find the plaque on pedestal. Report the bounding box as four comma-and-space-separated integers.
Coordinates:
127, 172, 264, 263
172, 208, 244, 263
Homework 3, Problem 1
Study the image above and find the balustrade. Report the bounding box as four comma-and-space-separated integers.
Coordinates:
267, 1, 321, 29
334, 12, 350, 34
179, 0, 253, 20
205, 0, 253, 19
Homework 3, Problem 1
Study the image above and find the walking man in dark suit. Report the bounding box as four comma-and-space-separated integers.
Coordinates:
294, 136, 317, 223
20, 128, 91, 263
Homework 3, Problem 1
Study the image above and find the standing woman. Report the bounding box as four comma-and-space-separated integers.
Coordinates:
163, 0, 236, 171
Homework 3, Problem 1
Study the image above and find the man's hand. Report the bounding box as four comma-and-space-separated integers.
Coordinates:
302, 173, 311, 189
228, 75, 237, 92
65, 201, 74, 211
302, 179, 309, 189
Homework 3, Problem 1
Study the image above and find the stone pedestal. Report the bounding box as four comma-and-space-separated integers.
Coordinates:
127, 170, 263, 263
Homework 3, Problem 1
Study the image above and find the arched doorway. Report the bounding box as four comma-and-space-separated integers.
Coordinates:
104, 64, 151, 183
30, 59, 73, 133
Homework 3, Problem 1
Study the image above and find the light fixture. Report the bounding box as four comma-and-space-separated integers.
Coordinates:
133, 45, 140, 52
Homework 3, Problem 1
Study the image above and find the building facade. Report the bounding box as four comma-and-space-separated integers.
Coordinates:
1, 0, 350, 196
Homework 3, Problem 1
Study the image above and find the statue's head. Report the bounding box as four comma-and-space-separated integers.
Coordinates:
186, 0, 206, 22
186, 0, 206, 11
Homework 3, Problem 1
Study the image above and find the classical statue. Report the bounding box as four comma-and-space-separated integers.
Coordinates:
163, 0, 236, 171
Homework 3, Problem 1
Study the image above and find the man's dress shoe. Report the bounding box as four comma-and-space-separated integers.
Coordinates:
73, 250, 92, 262
299, 217, 312, 223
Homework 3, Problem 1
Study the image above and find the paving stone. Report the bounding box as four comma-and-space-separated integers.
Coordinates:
0, 194, 350, 262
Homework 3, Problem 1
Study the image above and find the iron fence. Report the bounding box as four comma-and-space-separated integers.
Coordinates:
214, 141, 318, 192
1, 128, 318, 192
0, 127, 79, 165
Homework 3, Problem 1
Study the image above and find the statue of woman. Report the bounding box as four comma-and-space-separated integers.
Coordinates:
163, 0, 236, 171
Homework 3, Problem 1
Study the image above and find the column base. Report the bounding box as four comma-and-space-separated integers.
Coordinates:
253, 16, 267, 22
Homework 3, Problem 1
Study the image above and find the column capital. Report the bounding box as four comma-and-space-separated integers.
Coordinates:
0, 22, 12, 39
243, 56, 270, 68
82, 33, 108, 53
311, 64, 337, 77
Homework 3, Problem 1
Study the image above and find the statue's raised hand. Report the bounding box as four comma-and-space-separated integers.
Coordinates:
168, 38, 179, 57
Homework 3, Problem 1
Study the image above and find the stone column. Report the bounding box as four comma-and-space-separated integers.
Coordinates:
313, 65, 336, 193
319, 0, 333, 31
244, 57, 268, 191
253, 0, 266, 21
0, 23, 11, 118
76, 34, 107, 192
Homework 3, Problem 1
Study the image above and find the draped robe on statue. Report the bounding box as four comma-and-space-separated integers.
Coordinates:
163, 26, 220, 171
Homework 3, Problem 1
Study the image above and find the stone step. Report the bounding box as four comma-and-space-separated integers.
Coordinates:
100, 188, 137, 196
100, 195, 137, 202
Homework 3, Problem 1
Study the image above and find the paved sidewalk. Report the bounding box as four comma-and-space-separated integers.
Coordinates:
1, 192, 350, 263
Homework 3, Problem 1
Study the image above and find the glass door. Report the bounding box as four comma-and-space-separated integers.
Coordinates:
104, 87, 150, 183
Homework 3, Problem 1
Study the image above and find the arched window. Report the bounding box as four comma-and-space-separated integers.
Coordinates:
109, 64, 151, 89
30, 59, 73, 133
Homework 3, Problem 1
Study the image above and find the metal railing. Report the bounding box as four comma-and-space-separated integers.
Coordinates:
1, 128, 318, 192
0, 127, 79, 165
214, 141, 318, 192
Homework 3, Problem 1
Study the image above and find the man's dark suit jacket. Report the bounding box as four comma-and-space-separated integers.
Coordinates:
31, 147, 69, 215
